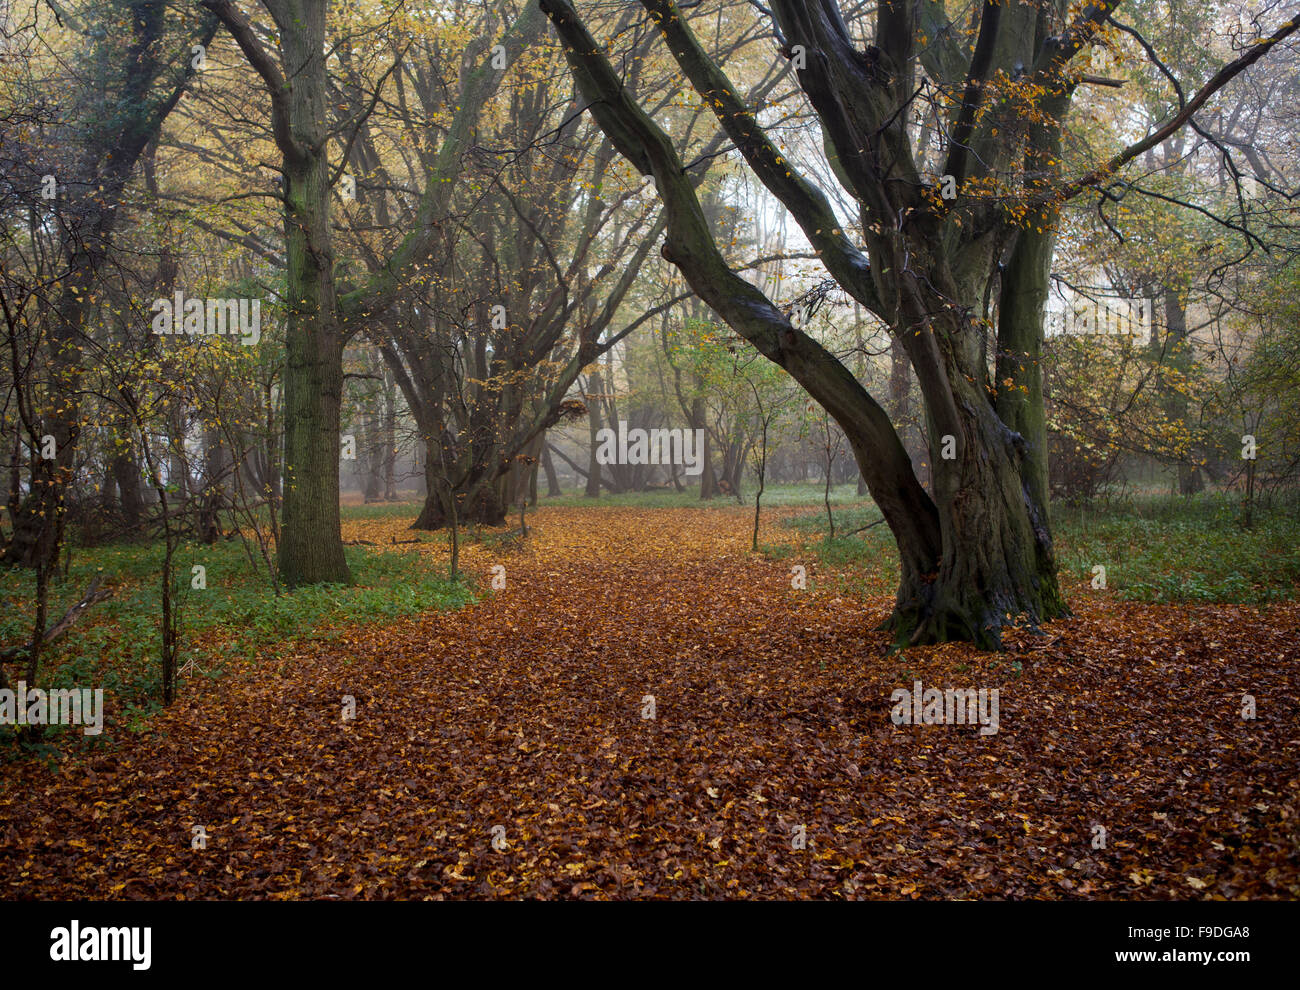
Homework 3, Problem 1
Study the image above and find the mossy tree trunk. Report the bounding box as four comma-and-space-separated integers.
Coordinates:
272, 0, 350, 585
206, 0, 351, 586
541, 0, 1078, 647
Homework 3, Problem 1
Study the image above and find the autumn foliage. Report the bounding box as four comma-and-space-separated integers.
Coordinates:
2, 505, 1296, 899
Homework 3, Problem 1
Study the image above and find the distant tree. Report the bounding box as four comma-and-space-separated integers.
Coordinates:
1, 0, 215, 569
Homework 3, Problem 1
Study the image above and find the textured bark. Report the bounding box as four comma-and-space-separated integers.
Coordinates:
202, 0, 350, 585
584, 370, 604, 498
540, 0, 1081, 646
275, 2, 350, 585
413, 457, 509, 528
895, 330, 1068, 647
995, 182, 1064, 625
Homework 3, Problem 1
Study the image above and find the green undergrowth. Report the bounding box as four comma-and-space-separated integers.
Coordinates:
777, 492, 1300, 606
0, 514, 472, 753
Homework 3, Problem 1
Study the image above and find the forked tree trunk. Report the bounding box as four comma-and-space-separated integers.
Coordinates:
413, 477, 509, 528
888, 383, 1066, 648
538, 0, 1197, 647
412, 436, 510, 529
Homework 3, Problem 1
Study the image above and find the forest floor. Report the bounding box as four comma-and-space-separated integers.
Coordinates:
2, 504, 1298, 899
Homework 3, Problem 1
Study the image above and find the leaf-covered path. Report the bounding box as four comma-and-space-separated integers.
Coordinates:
3, 507, 1298, 898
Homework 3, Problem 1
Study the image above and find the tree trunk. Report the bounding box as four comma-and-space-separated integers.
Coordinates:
110, 440, 146, 532
413, 479, 508, 528
1162, 289, 1203, 495
197, 426, 229, 544
383, 371, 398, 500
361, 406, 383, 503
538, 0, 1091, 648
696, 396, 716, 499
891, 389, 1067, 648
526, 436, 540, 507
584, 369, 603, 498
412, 436, 510, 529
274, 0, 350, 586
542, 443, 561, 496
726, 441, 744, 497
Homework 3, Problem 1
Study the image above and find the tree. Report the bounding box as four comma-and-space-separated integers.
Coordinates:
360, 2, 770, 526
200, 0, 353, 585
202, 0, 550, 577
539, 0, 1298, 647
1, 0, 216, 569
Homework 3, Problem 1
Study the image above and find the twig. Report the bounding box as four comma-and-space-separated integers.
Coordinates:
0, 576, 115, 664
844, 518, 888, 537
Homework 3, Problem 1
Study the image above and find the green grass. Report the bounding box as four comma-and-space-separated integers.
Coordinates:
777, 491, 1300, 606
0, 508, 473, 750
543, 481, 868, 510
1053, 494, 1300, 604
778, 503, 900, 597
335, 499, 431, 521
6, 487, 1294, 753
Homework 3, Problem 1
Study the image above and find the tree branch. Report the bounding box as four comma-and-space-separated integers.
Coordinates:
1057, 13, 1300, 204
0, 577, 115, 664
200, 0, 306, 166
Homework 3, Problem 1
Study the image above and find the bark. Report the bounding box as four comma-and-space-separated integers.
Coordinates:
542, 443, 561, 496
203, 0, 349, 585
995, 197, 1063, 621
413, 462, 509, 529
895, 330, 1068, 646
109, 443, 146, 532
383, 372, 398, 500
197, 426, 230, 544
207, 0, 350, 584
584, 369, 604, 498
360, 403, 384, 503
541, 0, 1074, 647
1162, 289, 1203, 495
412, 434, 510, 529
695, 396, 717, 499
725, 440, 745, 497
